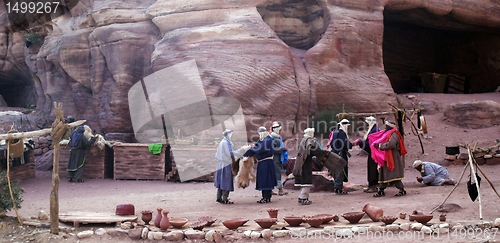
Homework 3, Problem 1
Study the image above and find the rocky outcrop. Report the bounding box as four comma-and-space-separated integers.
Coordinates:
443, 100, 500, 129
0, 0, 499, 140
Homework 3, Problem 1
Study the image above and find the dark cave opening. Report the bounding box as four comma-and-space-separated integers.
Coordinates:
0, 76, 36, 108
383, 8, 500, 94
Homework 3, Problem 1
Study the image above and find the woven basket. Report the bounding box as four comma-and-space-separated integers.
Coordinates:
7, 130, 24, 158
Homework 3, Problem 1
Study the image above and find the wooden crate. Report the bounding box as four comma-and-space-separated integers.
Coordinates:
58, 145, 113, 179
0, 150, 35, 181
113, 143, 165, 180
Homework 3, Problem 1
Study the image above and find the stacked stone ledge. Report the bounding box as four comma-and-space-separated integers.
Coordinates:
12, 216, 500, 242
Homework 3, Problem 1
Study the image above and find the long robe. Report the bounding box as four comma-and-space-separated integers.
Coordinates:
67, 135, 96, 179
360, 125, 379, 186
243, 135, 276, 191
214, 138, 244, 191
420, 162, 452, 186
377, 132, 405, 184
294, 136, 319, 187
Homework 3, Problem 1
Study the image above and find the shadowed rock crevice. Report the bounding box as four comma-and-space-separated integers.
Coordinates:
257, 0, 328, 50
383, 8, 500, 94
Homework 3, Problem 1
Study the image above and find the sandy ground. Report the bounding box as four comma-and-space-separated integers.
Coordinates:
2, 92, 500, 243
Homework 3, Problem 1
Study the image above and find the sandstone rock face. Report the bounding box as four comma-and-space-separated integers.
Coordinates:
444, 100, 500, 128
0, 0, 499, 140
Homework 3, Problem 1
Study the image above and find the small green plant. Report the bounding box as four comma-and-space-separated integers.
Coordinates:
0, 171, 24, 212
24, 32, 45, 47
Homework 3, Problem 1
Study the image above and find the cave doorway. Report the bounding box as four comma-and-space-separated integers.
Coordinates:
0, 76, 36, 108
383, 8, 500, 94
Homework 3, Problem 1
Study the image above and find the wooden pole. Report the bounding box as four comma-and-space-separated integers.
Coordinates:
5, 142, 23, 226
468, 146, 483, 220
430, 161, 469, 214
49, 102, 69, 234
0, 120, 85, 140
475, 161, 500, 199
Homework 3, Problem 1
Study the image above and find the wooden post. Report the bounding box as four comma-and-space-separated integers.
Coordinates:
467, 146, 483, 220
6, 142, 23, 226
49, 102, 69, 234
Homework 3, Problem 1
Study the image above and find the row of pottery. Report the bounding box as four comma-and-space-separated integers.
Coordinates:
139, 204, 437, 231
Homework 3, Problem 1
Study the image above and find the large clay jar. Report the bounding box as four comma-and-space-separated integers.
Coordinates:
363, 203, 384, 222
154, 208, 163, 228
160, 210, 170, 231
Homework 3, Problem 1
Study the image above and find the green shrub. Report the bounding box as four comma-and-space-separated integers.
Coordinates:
0, 171, 24, 212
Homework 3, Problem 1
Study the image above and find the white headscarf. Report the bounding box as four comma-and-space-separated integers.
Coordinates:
304, 128, 314, 138
363, 116, 377, 140
339, 119, 350, 139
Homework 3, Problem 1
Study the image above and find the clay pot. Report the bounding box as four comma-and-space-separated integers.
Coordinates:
115, 204, 135, 215
190, 220, 208, 231
333, 215, 339, 222
160, 210, 170, 230
380, 216, 398, 225
412, 214, 433, 224
283, 216, 303, 227
303, 216, 324, 228
314, 214, 335, 224
254, 218, 277, 229
362, 203, 383, 222
399, 212, 406, 219
267, 208, 279, 218
439, 214, 447, 222
198, 216, 216, 226
154, 208, 163, 228
141, 210, 153, 225
341, 212, 366, 224
222, 218, 248, 230
170, 217, 188, 229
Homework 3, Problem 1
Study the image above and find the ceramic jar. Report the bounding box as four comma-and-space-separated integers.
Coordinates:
154, 208, 163, 228
141, 210, 153, 225
439, 214, 447, 222
362, 203, 384, 222
160, 210, 170, 230
267, 208, 279, 218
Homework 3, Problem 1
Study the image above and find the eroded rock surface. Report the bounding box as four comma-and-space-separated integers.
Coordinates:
1, 0, 499, 140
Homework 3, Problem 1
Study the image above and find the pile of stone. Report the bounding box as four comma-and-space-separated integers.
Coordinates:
445, 145, 500, 166
31, 135, 53, 156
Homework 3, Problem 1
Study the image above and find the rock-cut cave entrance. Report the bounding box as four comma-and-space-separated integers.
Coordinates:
0, 74, 36, 108
383, 8, 500, 94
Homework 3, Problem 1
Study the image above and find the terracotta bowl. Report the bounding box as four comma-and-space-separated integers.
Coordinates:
222, 218, 248, 230
412, 214, 433, 224
254, 218, 277, 229
379, 216, 397, 225
169, 217, 188, 229
303, 216, 325, 228
341, 212, 366, 224
314, 214, 335, 224
198, 216, 216, 226
283, 216, 303, 227
189, 220, 208, 231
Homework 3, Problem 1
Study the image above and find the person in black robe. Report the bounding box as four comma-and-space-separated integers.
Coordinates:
328, 119, 352, 195
293, 128, 318, 205
67, 126, 96, 182
353, 116, 380, 193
